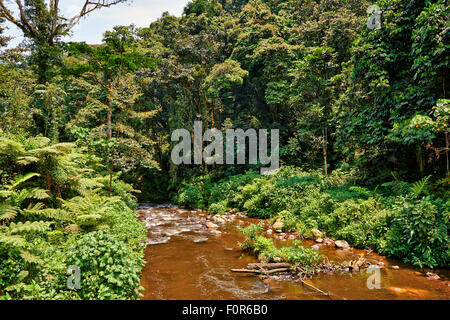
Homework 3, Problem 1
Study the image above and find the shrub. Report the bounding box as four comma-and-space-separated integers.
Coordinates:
382, 197, 449, 268
176, 185, 203, 209
239, 223, 322, 271
66, 231, 144, 300
277, 243, 323, 270
276, 210, 298, 232
208, 201, 227, 215
322, 198, 390, 248
0, 133, 147, 300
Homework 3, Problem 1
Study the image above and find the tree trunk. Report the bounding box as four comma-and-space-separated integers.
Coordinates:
416, 144, 424, 174
323, 128, 328, 177
44, 106, 50, 137
107, 93, 113, 197
445, 132, 449, 173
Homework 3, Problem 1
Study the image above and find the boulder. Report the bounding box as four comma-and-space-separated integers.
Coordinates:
315, 238, 323, 243
206, 222, 219, 229
193, 237, 208, 243
335, 240, 350, 249
311, 229, 323, 239
426, 272, 440, 280
273, 220, 284, 232
311, 245, 320, 251
266, 229, 273, 235
65, 224, 81, 235
212, 215, 226, 224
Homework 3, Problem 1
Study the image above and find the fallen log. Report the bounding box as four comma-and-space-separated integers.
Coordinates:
231, 268, 262, 274
247, 263, 291, 270
264, 268, 290, 274
231, 267, 290, 274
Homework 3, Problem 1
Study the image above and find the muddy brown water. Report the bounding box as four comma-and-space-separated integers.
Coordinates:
138, 205, 450, 300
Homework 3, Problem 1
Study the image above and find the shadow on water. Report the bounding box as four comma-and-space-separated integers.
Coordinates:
138, 205, 450, 300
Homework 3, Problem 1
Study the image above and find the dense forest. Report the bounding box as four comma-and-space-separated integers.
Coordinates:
0, 0, 448, 300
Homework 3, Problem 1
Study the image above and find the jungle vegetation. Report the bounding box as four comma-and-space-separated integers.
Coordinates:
0, 0, 448, 299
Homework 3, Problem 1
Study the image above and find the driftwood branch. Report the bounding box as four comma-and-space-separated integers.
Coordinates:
231, 263, 292, 275
231, 268, 290, 274
301, 280, 330, 297
231, 262, 331, 297
247, 263, 291, 270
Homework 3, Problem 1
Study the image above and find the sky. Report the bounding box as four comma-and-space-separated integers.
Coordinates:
5, 0, 191, 47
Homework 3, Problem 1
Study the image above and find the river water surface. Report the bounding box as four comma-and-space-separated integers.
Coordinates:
139, 204, 450, 300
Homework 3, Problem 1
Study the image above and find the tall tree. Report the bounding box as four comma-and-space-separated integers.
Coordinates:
0, 16, 35, 134
0, 0, 128, 83
65, 26, 158, 195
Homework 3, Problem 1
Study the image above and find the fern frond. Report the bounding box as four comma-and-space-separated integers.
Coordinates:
16, 156, 40, 165
9, 221, 52, 234
0, 234, 27, 247
0, 138, 25, 156
21, 251, 44, 264
410, 175, 431, 197
0, 190, 13, 198
10, 173, 40, 190
24, 207, 73, 222
29, 188, 50, 200
0, 203, 19, 222
76, 214, 103, 226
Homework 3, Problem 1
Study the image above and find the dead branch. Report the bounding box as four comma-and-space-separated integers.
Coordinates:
301, 280, 330, 296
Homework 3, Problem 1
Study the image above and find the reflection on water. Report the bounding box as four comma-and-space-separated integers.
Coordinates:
139, 205, 450, 300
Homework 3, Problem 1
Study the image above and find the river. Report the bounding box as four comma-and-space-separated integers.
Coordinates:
138, 204, 450, 300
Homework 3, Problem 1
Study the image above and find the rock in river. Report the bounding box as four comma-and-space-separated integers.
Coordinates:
335, 240, 350, 249
273, 220, 283, 232
206, 222, 219, 229
426, 272, 440, 280
212, 215, 226, 224
311, 229, 323, 239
